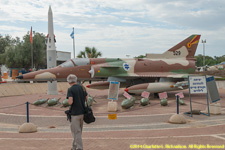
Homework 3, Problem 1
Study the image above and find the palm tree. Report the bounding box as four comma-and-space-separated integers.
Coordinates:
77, 47, 102, 58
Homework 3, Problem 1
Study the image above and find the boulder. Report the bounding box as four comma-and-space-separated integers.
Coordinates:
108, 101, 118, 112
19, 123, 37, 133
207, 103, 221, 115
169, 114, 186, 124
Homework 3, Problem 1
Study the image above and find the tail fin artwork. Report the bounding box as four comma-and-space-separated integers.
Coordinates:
146, 35, 201, 59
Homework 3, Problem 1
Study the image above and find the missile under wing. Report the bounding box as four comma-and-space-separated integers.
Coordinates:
17, 35, 201, 94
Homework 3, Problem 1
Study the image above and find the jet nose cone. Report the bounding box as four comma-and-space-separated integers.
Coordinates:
16, 75, 23, 79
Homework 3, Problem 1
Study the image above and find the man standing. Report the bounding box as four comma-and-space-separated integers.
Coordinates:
67, 74, 87, 150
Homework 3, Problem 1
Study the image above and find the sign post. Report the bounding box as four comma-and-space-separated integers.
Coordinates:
206, 76, 220, 103
188, 76, 209, 117
108, 81, 120, 119
176, 95, 179, 114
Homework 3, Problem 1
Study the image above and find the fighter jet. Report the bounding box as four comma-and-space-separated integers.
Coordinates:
17, 35, 201, 94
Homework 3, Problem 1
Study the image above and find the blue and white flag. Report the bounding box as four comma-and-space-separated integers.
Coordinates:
70, 30, 74, 39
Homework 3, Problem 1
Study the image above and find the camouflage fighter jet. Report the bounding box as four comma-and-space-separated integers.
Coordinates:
17, 35, 201, 94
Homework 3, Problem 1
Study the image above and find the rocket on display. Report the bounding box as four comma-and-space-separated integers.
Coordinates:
46, 6, 57, 95
17, 35, 201, 94
47, 6, 56, 69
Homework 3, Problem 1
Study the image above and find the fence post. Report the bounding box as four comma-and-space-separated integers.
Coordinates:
177, 95, 179, 114
26, 102, 29, 123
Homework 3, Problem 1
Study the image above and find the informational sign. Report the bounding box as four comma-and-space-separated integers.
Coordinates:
108, 81, 120, 100
159, 92, 167, 99
175, 92, 184, 98
108, 114, 117, 120
206, 76, 220, 103
187, 75, 210, 117
189, 76, 207, 94
141, 91, 150, 98
123, 91, 132, 99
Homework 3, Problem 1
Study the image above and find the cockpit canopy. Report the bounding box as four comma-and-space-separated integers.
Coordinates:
59, 58, 90, 68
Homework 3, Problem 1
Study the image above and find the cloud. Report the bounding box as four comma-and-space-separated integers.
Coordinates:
0, 0, 224, 58
1, 0, 225, 30
0, 25, 26, 32
143, 0, 225, 30
121, 19, 144, 25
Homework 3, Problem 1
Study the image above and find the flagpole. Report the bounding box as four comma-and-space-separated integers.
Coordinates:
73, 27, 75, 58
31, 43, 33, 70
30, 26, 33, 70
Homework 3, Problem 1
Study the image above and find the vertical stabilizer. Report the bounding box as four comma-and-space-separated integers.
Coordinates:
146, 35, 201, 59
165, 35, 201, 59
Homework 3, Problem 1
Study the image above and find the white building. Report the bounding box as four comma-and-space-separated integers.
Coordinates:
56, 51, 71, 65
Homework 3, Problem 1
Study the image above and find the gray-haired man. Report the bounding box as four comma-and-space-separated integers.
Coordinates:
67, 74, 87, 150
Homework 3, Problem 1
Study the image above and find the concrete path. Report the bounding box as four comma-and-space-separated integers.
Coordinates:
0, 88, 225, 150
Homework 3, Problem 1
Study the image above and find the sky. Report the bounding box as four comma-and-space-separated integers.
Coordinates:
0, 0, 225, 58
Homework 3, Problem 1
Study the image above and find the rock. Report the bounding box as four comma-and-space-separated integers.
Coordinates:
169, 114, 186, 124
108, 101, 118, 112
187, 110, 201, 115
19, 123, 37, 133
207, 103, 221, 115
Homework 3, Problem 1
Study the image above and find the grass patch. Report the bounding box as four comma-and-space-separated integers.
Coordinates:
215, 77, 225, 81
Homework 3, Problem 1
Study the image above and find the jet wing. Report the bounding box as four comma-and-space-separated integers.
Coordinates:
100, 66, 121, 68
116, 72, 190, 78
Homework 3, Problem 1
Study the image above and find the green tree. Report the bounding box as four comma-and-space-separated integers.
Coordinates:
0, 35, 16, 65
0, 35, 16, 54
4, 45, 21, 68
135, 55, 146, 58
205, 56, 216, 66
0, 35, 16, 80
195, 54, 203, 67
214, 55, 225, 64
3, 32, 47, 70
22, 33, 47, 69
0, 53, 5, 65
195, 54, 221, 67
33, 33, 47, 69
77, 47, 102, 58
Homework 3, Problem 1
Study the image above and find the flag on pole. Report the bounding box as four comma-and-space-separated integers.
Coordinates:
30, 26, 33, 44
70, 30, 74, 39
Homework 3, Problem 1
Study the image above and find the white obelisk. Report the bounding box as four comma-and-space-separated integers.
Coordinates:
47, 6, 58, 95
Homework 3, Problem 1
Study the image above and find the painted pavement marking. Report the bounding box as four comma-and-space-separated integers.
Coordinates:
1, 134, 225, 140
0, 112, 175, 118
211, 135, 225, 141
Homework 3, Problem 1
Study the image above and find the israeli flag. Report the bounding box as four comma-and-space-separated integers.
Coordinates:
70, 30, 74, 39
